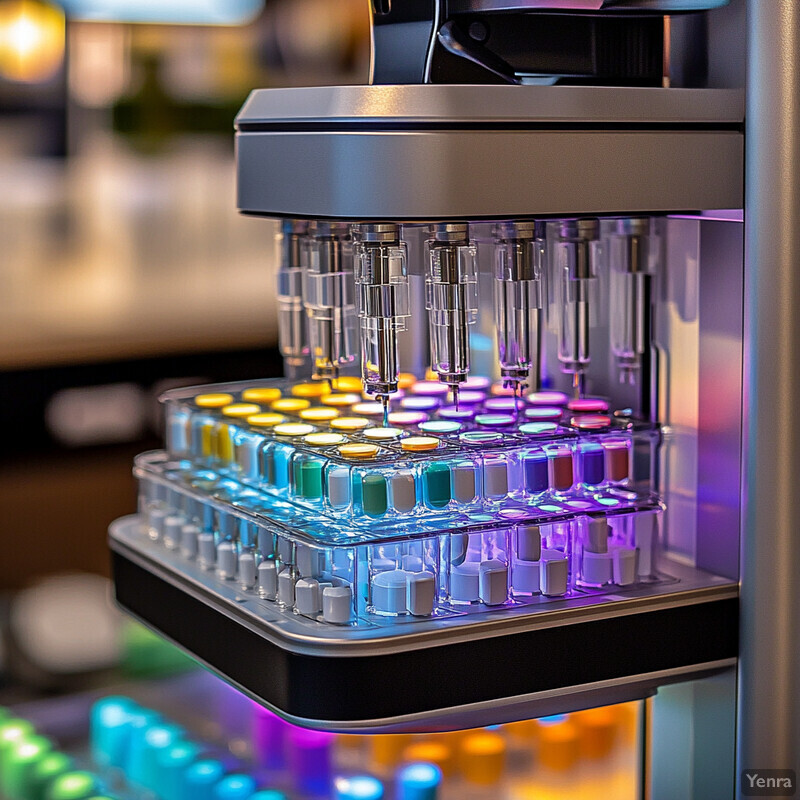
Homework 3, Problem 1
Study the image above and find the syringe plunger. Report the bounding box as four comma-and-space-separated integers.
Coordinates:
354, 223, 409, 402
426, 223, 478, 400
555, 219, 601, 396
276, 220, 311, 379
303, 221, 358, 383
493, 220, 545, 391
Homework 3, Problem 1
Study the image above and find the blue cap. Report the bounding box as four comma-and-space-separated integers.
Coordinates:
248, 792, 288, 800
333, 775, 384, 800
211, 774, 257, 800
155, 740, 201, 800
89, 697, 137, 769
128, 724, 184, 790
396, 763, 442, 800
181, 759, 225, 800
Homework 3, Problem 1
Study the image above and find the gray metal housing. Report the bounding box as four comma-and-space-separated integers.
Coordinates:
235, 85, 744, 220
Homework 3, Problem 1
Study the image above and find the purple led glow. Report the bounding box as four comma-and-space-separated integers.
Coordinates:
253, 705, 291, 770
475, 413, 516, 428
526, 390, 569, 407
524, 407, 562, 422
401, 396, 440, 411
438, 405, 477, 421
484, 396, 526, 412
567, 397, 609, 413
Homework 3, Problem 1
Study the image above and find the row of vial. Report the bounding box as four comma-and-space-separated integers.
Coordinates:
139, 472, 661, 628
88, 687, 639, 800
163, 399, 649, 527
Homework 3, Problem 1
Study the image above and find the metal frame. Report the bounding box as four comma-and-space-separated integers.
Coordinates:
739, 0, 800, 778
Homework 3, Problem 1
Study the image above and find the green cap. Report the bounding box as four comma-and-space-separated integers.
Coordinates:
2, 734, 53, 799
29, 751, 74, 800
361, 473, 388, 517
0, 719, 36, 768
45, 771, 102, 800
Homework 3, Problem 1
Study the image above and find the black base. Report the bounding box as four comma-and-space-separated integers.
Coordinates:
112, 550, 738, 730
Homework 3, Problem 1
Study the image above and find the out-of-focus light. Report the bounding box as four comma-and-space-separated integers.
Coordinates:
60, 0, 263, 25
0, 0, 65, 82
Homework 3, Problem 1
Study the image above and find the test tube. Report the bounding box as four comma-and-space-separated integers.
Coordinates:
303, 221, 358, 385
554, 219, 601, 397
276, 220, 311, 380
425, 223, 478, 407
607, 217, 654, 385
354, 223, 410, 421
492, 220, 545, 397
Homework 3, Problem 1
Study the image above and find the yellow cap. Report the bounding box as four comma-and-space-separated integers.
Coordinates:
292, 382, 330, 398
370, 735, 412, 771
221, 403, 261, 418
338, 443, 380, 459
331, 417, 370, 432
537, 719, 579, 771
274, 423, 315, 438
402, 741, 454, 777
195, 393, 234, 408
247, 413, 286, 427
425, 368, 438, 382
242, 387, 282, 403
300, 407, 340, 422
397, 372, 418, 390
304, 432, 346, 447
401, 436, 440, 452
459, 732, 506, 785
271, 398, 311, 413
322, 393, 362, 408
575, 707, 618, 760
364, 427, 403, 441
331, 376, 363, 393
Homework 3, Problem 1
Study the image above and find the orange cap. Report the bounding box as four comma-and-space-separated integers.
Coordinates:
331, 376, 363, 393
397, 372, 418, 389
576, 707, 619, 760
537, 718, 579, 772
459, 732, 506, 785
370, 734, 412, 771
402, 741, 454, 777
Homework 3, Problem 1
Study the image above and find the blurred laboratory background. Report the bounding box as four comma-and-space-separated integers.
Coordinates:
0, 0, 368, 694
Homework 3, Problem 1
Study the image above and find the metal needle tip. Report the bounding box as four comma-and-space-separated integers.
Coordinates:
452, 384, 460, 411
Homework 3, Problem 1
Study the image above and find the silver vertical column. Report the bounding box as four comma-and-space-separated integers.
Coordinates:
740, 0, 800, 777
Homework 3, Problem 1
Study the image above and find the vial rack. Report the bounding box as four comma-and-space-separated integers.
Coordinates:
137, 451, 665, 629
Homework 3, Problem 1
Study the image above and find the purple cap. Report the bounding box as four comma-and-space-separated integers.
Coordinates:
455, 390, 487, 406
409, 381, 450, 397
438, 405, 477, 421
401, 396, 440, 411
484, 396, 526, 413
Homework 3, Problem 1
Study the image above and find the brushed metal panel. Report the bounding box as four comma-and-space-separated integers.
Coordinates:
236, 130, 743, 220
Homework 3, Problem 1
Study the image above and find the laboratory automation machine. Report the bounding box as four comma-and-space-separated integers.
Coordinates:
108, 0, 800, 795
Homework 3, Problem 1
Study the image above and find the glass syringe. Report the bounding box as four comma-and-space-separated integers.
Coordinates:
607, 217, 653, 385
303, 221, 358, 387
354, 223, 410, 422
425, 223, 478, 408
555, 219, 601, 398
276, 219, 310, 380
492, 220, 545, 399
